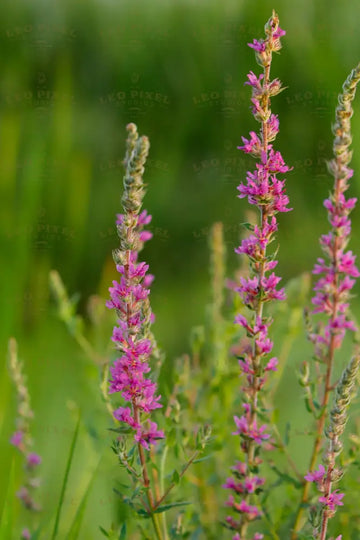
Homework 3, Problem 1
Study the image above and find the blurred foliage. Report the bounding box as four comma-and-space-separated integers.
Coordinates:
2, 0, 360, 538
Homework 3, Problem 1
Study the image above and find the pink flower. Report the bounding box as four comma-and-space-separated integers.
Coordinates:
304, 464, 326, 484
262, 273, 286, 301
232, 461, 247, 476
273, 26, 286, 40
243, 476, 265, 493
113, 407, 140, 429
223, 478, 244, 494
138, 209, 152, 226
233, 415, 270, 444
135, 421, 165, 450
264, 357, 278, 371
10, 430, 23, 449
248, 39, 266, 52
255, 336, 273, 354
237, 131, 262, 156
267, 114, 279, 140
238, 356, 254, 375
318, 490, 344, 511
26, 453, 42, 468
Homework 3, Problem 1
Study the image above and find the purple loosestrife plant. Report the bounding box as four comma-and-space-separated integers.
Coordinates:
292, 64, 360, 540
8, 338, 42, 537
107, 123, 165, 539
223, 11, 291, 539
107, 122, 164, 451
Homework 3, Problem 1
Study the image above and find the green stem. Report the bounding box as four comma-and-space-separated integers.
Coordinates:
160, 446, 169, 540
154, 449, 201, 510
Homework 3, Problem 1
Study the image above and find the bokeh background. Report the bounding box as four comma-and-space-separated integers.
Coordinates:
2, 0, 360, 538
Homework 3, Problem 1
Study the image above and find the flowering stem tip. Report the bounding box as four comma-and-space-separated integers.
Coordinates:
224, 11, 290, 539
106, 123, 165, 540
107, 122, 164, 450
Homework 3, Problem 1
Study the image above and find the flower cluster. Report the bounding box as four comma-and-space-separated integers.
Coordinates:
305, 464, 344, 512
107, 123, 164, 450
224, 460, 265, 537
224, 11, 290, 539
303, 354, 360, 538
309, 66, 360, 357
8, 338, 42, 538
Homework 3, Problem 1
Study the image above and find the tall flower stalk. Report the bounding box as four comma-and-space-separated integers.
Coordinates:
305, 355, 360, 540
292, 63, 360, 539
107, 122, 164, 449
8, 338, 42, 540
223, 12, 290, 539
107, 123, 164, 538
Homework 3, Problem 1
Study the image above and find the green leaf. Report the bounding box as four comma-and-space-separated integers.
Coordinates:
108, 426, 132, 435
51, 413, 81, 540
270, 465, 302, 489
99, 526, 110, 537
119, 523, 127, 540
192, 455, 212, 464
284, 422, 291, 446
137, 524, 152, 539
167, 429, 176, 446
171, 469, 180, 485
131, 485, 143, 500
0, 459, 15, 540
240, 222, 255, 232
271, 408, 279, 424
127, 445, 137, 460
304, 396, 313, 414
99, 524, 126, 540
136, 508, 151, 518
315, 405, 327, 420
66, 458, 101, 539
313, 399, 321, 410
154, 501, 191, 514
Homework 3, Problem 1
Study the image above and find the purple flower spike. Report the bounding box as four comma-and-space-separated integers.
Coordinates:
8, 338, 42, 522
293, 65, 360, 539
224, 11, 289, 538
107, 124, 163, 450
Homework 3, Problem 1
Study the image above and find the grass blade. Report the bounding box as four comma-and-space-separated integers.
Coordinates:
51, 414, 81, 540
0, 458, 15, 540
66, 458, 101, 539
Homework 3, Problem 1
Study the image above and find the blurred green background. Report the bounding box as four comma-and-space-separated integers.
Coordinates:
2, 0, 360, 537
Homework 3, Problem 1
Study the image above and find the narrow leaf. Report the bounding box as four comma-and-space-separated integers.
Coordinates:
0, 459, 15, 540
99, 526, 110, 538
154, 501, 191, 514
171, 470, 180, 485
270, 465, 302, 489
119, 523, 127, 540
51, 414, 81, 540
66, 458, 101, 539
284, 422, 291, 446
